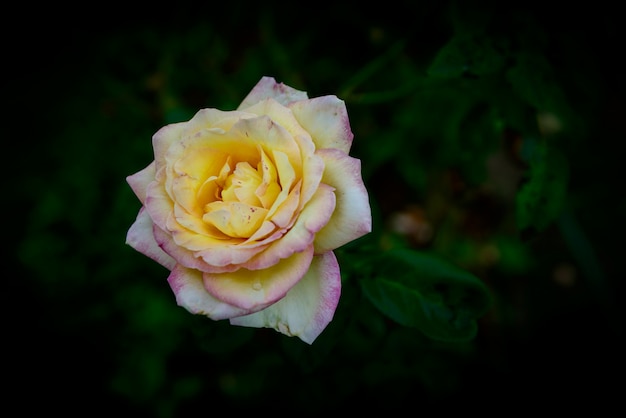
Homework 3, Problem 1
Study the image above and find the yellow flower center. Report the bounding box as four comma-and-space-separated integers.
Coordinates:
200, 147, 282, 238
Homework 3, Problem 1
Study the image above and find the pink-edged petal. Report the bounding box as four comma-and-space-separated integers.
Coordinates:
241, 98, 313, 145
203, 245, 314, 311
126, 207, 176, 270
165, 122, 259, 178
183, 108, 256, 137
237, 76, 308, 109
289, 96, 354, 154
230, 251, 341, 344
152, 122, 188, 171
126, 161, 156, 204
294, 139, 325, 212
152, 224, 262, 273
144, 180, 174, 231
242, 183, 336, 271
229, 115, 303, 174
167, 264, 249, 320
314, 149, 372, 253
266, 179, 300, 229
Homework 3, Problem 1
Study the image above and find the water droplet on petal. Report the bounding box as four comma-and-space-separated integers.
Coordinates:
252, 282, 262, 291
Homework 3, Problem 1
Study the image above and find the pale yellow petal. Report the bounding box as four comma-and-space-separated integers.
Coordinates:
203, 201, 268, 238
203, 245, 315, 311
168, 265, 250, 320
289, 95, 354, 153
230, 251, 341, 344
126, 161, 156, 204
152, 122, 187, 172
237, 76, 308, 109
314, 149, 372, 253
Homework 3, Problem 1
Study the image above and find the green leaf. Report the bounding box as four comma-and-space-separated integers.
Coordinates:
427, 34, 505, 78
516, 138, 569, 234
506, 51, 573, 124
360, 248, 492, 342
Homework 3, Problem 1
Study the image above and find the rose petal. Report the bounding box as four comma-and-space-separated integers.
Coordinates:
145, 180, 175, 231
203, 201, 268, 238
266, 150, 297, 221
237, 76, 308, 109
242, 98, 313, 145
183, 108, 255, 137
266, 180, 301, 230
314, 148, 372, 253
243, 183, 336, 271
166, 125, 259, 179
152, 122, 188, 171
289, 96, 354, 153
203, 245, 315, 311
157, 109, 255, 177
236, 100, 324, 209
230, 251, 341, 344
126, 161, 156, 204
126, 207, 176, 270
229, 115, 303, 175
293, 136, 325, 212
173, 203, 225, 239
171, 147, 230, 215
255, 148, 281, 209
167, 211, 242, 250
167, 264, 250, 320
153, 225, 266, 273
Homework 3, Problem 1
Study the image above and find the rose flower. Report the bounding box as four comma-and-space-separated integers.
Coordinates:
126, 76, 371, 344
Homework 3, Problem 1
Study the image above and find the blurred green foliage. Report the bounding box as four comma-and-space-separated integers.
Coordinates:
360, 248, 492, 341
7, 0, 624, 415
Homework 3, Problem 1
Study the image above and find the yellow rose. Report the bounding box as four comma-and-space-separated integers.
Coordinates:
126, 76, 371, 343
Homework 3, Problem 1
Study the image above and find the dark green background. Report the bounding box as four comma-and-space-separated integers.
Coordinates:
7, 1, 624, 415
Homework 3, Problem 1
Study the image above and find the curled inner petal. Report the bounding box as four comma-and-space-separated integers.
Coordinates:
196, 156, 233, 208
203, 201, 269, 238
256, 148, 281, 209
222, 161, 263, 206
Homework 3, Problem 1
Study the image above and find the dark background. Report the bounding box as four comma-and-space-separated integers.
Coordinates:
7, 1, 624, 415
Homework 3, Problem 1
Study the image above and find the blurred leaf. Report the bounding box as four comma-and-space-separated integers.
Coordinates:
427, 34, 506, 78
506, 51, 571, 121
339, 40, 406, 98
492, 236, 535, 275
360, 248, 492, 342
516, 138, 569, 234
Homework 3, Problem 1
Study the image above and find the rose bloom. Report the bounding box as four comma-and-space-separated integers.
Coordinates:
126, 76, 371, 344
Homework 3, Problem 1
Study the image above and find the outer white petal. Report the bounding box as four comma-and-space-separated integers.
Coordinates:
126, 161, 156, 205
230, 251, 341, 344
152, 122, 188, 172
153, 224, 265, 273
126, 207, 176, 270
167, 264, 250, 320
144, 180, 174, 232
289, 96, 354, 153
203, 245, 314, 312
237, 76, 308, 109
314, 148, 372, 253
